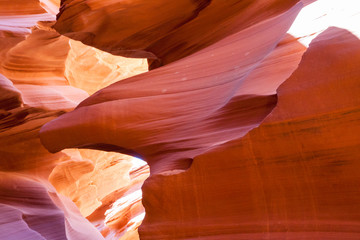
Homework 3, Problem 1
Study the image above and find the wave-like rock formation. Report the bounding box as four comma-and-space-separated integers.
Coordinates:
1, 0, 360, 239
0, 0, 149, 239
54, 0, 299, 66
139, 27, 360, 239
41, 2, 305, 174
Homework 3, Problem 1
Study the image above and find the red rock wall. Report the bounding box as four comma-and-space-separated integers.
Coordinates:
1, 0, 360, 239
54, 0, 299, 65
140, 27, 360, 239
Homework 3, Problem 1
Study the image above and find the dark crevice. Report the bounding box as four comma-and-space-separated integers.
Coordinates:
21, 214, 46, 240
171, 0, 212, 31
147, 0, 212, 70
76, 143, 145, 160
174, 157, 194, 171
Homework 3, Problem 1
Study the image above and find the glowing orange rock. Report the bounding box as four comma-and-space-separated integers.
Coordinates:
40, 3, 302, 174
0, 1, 149, 239
1, 29, 69, 85
2, 0, 360, 239
65, 40, 148, 94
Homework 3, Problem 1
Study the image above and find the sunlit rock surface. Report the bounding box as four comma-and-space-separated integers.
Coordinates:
1, 0, 360, 239
140, 27, 360, 239
0, 173, 107, 240
0, 0, 149, 239
65, 40, 148, 94
1, 28, 69, 85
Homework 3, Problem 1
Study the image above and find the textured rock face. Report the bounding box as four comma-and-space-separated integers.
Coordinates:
0, 0, 149, 239
0, 173, 105, 240
1, 0, 360, 239
140, 27, 360, 239
65, 40, 148, 94
41, 3, 303, 174
55, 0, 299, 66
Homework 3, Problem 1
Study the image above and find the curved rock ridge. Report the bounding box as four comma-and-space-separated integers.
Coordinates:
0, 1, 150, 239
0, 0, 49, 16
0, 173, 105, 240
40, 1, 360, 239
40, 3, 303, 238
2, 0, 360, 240
54, 0, 299, 66
0, 60, 101, 239
1, 28, 70, 85
1, 52, 148, 240
49, 149, 149, 217
40, 3, 303, 174
139, 27, 360, 239
87, 158, 150, 239
1, 66, 148, 239
0, 73, 22, 110
0, 0, 55, 69
0, 0, 55, 31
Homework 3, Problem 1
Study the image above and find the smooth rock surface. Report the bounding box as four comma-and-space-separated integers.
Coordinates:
0, 1, 150, 239
140, 27, 360, 239
41, 3, 302, 174
1, 0, 360, 239
54, 0, 299, 66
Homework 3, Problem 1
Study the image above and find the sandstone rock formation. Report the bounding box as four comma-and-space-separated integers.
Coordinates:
1, 0, 360, 239
0, 0, 149, 239
54, 0, 300, 66
65, 40, 148, 94
140, 27, 360, 239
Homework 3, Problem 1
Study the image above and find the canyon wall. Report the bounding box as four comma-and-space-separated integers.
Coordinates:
1, 0, 360, 239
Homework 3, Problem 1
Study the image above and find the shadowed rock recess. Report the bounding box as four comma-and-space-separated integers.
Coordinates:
1, 0, 360, 239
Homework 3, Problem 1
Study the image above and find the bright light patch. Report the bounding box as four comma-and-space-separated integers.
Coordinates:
104, 189, 143, 224
0, 14, 55, 34
288, 0, 360, 47
130, 157, 147, 171
126, 212, 146, 232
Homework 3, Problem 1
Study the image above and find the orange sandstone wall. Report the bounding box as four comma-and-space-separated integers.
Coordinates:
1, 0, 360, 239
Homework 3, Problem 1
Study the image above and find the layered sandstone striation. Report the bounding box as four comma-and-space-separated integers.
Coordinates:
41, 3, 303, 174
1, 0, 360, 239
140, 27, 360, 239
54, 0, 299, 66
0, 0, 149, 239
65, 40, 148, 94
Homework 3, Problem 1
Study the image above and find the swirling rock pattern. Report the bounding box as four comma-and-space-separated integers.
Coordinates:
139, 27, 360, 239
1, 0, 360, 239
55, 0, 299, 66
65, 40, 148, 94
41, 3, 303, 174
0, 0, 149, 239
0, 173, 105, 240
